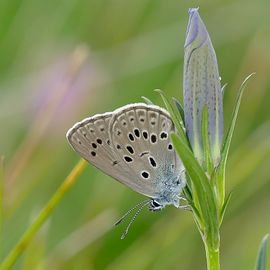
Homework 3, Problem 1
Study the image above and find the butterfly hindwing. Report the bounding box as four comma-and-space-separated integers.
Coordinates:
109, 103, 183, 198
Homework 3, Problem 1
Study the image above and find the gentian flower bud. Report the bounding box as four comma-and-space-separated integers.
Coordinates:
184, 8, 223, 165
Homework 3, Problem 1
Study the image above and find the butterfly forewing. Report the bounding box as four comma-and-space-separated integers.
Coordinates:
67, 113, 131, 182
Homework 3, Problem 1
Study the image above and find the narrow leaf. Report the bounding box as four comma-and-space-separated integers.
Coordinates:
183, 182, 202, 225
220, 73, 255, 170
155, 89, 189, 146
215, 73, 255, 206
188, 200, 203, 227
171, 134, 219, 249
255, 234, 269, 270
141, 96, 154, 105
183, 183, 193, 202
219, 191, 232, 225
172, 97, 185, 125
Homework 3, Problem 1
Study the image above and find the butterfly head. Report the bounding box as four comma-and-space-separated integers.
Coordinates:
149, 195, 180, 211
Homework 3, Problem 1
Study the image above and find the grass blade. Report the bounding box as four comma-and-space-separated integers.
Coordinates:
0, 159, 87, 270
255, 234, 269, 270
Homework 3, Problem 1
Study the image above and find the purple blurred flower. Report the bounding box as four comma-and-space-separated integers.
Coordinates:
184, 8, 223, 165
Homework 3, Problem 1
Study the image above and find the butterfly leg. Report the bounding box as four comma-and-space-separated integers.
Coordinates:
178, 205, 192, 211
176, 196, 192, 211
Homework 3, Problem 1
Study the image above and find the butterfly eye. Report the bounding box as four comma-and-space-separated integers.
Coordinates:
152, 200, 161, 207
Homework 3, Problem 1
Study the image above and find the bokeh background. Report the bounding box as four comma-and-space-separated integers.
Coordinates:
0, 0, 270, 269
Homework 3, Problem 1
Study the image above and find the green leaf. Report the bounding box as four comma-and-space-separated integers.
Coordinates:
172, 97, 185, 126
171, 133, 219, 249
141, 96, 154, 105
188, 201, 203, 229
255, 234, 269, 270
220, 73, 255, 171
183, 183, 193, 202
155, 89, 188, 146
216, 73, 255, 206
219, 191, 232, 225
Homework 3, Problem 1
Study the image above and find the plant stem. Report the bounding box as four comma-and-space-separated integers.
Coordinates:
204, 242, 220, 270
0, 159, 87, 270
0, 156, 4, 236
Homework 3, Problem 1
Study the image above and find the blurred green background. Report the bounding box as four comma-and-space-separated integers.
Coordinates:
0, 0, 270, 269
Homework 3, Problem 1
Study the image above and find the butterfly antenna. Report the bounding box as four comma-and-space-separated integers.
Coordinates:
120, 200, 150, 240
114, 199, 149, 226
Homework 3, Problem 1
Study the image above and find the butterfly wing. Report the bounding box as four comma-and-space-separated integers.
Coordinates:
66, 103, 183, 199
67, 112, 131, 182
109, 103, 184, 198
67, 108, 161, 195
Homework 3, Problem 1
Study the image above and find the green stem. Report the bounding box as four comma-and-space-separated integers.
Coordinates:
0, 156, 4, 262
0, 156, 4, 236
0, 159, 87, 270
204, 242, 220, 270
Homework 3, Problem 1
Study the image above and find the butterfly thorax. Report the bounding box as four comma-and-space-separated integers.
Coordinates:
149, 173, 185, 211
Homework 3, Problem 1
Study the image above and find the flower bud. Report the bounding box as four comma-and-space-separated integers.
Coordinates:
184, 8, 223, 165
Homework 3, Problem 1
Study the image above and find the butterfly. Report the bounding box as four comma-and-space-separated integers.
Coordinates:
66, 103, 186, 238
